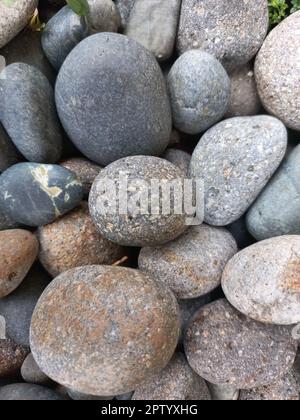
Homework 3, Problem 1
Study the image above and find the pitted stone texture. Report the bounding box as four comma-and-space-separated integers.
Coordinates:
163, 149, 191, 177
55, 33, 172, 166
38, 202, 124, 277
184, 299, 297, 389
21, 353, 50, 385
0, 383, 65, 400
222, 236, 300, 325
189, 116, 287, 226
255, 11, 300, 132
0, 163, 83, 227
133, 353, 211, 400
0, 229, 39, 298
30, 266, 180, 396
0, 339, 28, 379
177, 0, 269, 71
89, 156, 187, 247
0, 0, 38, 48
247, 145, 300, 240
0, 123, 19, 174
0, 63, 63, 163
139, 225, 237, 299
168, 50, 230, 135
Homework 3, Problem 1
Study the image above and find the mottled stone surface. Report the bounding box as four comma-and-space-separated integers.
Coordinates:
239, 373, 299, 401
114, 0, 135, 29
0, 63, 63, 163
139, 224, 237, 299
208, 383, 239, 401
0, 0, 38, 48
247, 145, 300, 240
163, 149, 191, 177
184, 299, 297, 389
222, 236, 300, 325
125, 0, 181, 61
177, 0, 269, 71
133, 353, 211, 400
89, 156, 187, 247
38, 202, 124, 277
0, 229, 39, 298
168, 50, 230, 134
55, 33, 172, 166
21, 353, 50, 385
227, 64, 261, 117
61, 157, 102, 197
0, 264, 51, 347
30, 266, 180, 396
0, 123, 19, 173
0, 163, 83, 227
0, 383, 65, 400
42, 6, 88, 71
189, 116, 287, 226
88, 0, 120, 33
0, 339, 28, 379
255, 11, 300, 131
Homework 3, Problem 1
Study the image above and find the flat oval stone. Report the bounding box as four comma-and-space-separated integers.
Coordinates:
222, 236, 300, 325
0, 229, 39, 298
139, 224, 237, 299
0, 0, 38, 48
247, 145, 300, 240
189, 116, 287, 226
0, 383, 65, 400
89, 156, 187, 247
168, 50, 230, 134
0, 163, 83, 227
0, 339, 28, 379
21, 353, 50, 385
184, 299, 297, 389
133, 353, 211, 400
30, 266, 180, 396
37, 202, 124, 277
163, 149, 191, 177
0, 63, 63, 163
177, 0, 269, 71
0, 123, 19, 173
255, 11, 300, 131
55, 33, 172, 166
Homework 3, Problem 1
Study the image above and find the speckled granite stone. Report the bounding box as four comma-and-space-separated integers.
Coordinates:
0, 339, 28, 379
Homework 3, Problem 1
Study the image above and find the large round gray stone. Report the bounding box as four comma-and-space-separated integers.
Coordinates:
167, 50, 230, 134
55, 33, 172, 166
189, 116, 287, 226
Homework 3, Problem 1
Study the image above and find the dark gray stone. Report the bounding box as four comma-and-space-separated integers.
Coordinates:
177, 0, 269, 71
55, 33, 172, 166
163, 149, 191, 176
0, 383, 66, 400
0, 123, 19, 173
189, 116, 287, 226
247, 145, 300, 241
21, 353, 50, 385
168, 50, 230, 134
67, 388, 113, 400
114, 0, 136, 30
0, 207, 18, 231
0, 163, 83, 227
0, 63, 63, 163
87, 0, 120, 33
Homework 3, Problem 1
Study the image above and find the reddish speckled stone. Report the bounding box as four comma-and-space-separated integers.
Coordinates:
0, 338, 28, 378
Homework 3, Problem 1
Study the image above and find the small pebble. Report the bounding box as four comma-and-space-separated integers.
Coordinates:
208, 383, 239, 401
67, 388, 113, 400
87, 0, 120, 33
0, 383, 66, 400
163, 149, 191, 177
0, 123, 19, 174
21, 353, 50, 385
115, 392, 134, 400
0, 338, 28, 379
184, 299, 297, 389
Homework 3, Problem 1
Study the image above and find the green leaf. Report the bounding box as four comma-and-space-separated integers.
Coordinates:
2, 0, 15, 6
291, 0, 300, 13
66, 0, 90, 16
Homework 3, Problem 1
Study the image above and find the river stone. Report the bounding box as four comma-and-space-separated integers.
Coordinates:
30, 266, 180, 396
42, 6, 89, 71
21, 353, 50, 385
37, 202, 124, 277
0, 229, 39, 298
189, 116, 287, 226
177, 0, 269, 71
55, 33, 172, 166
139, 224, 237, 299
239, 373, 299, 401
0, 123, 19, 173
87, 0, 120, 33
125, 0, 181, 61
0, 63, 63, 163
208, 383, 239, 401
247, 145, 300, 240
0, 383, 65, 400
167, 50, 230, 135
133, 353, 211, 400
89, 156, 187, 247
0, 264, 51, 347
255, 11, 300, 131
67, 388, 113, 400
0, 0, 38, 48
114, 0, 135, 29
0, 339, 28, 379
61, 157, 102, 197
0, 163, 83, 227
226, 64, 261, 117
163, 149, 191, 177
222, 236, 300, 325
184, 299, 297, 389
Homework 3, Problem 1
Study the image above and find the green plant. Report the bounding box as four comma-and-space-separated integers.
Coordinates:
268, 0, 289, 24
291, 0, 300, 12
66, 0, 90, 16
